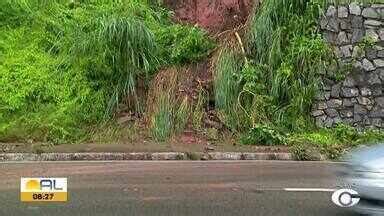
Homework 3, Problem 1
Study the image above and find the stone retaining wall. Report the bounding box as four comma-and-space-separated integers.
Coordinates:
312, 3, 384, 128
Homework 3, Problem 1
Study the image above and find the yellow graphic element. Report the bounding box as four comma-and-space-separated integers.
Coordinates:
26, 180, 40, 191
21, 178, 68, 202
20, 192, 68, 202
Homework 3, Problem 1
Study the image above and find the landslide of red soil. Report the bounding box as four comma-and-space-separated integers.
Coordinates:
121, 0, 260, 144
163, 0, 258, 33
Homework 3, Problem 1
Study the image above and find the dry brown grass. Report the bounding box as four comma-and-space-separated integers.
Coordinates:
146, 68, 177, 124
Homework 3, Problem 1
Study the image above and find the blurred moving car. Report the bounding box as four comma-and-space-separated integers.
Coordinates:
339, 144, 384, 215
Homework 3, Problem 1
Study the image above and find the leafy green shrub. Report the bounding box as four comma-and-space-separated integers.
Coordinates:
357, 129, 384, 144
241, 124, 286, 145
288, 132, 344, 160
156, 25, 215, 64
333, 124, 359, 143
0, 24, 106, 143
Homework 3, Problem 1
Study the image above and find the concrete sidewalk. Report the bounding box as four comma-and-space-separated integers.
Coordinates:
0, 152, 296, 161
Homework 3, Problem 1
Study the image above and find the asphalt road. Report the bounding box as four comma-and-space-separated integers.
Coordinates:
0, 161, 358, 216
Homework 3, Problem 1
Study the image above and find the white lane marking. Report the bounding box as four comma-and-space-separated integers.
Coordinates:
284, 188, 336, 192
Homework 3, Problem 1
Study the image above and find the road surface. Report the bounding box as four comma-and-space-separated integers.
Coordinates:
0, 161, 357, 216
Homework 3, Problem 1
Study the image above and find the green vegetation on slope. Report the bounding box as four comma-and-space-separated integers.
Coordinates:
216, 0, 332, 130
2, 0, 384, 160
0, 0, 215, 143
213, 0, 384, 157
214, 0, 333, 134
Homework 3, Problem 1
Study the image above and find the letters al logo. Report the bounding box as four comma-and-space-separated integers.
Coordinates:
20, 178, 67, 202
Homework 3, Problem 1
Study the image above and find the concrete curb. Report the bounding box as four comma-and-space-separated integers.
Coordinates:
0, 152, 294, 161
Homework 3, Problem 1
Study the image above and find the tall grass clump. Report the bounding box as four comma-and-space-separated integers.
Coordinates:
150, 94, 173, 141
214, 49, 240, 113
150, 95, 191, 141
174, 97, 190, 133
211, 0, 336, 145
248, 0, 312, 64
99, 16, 158, 114
214, 47, 246, 131
148, 68, 191, 141
192, 86, 208, 131
245, 0, 332, 130
271, 35, 332, 129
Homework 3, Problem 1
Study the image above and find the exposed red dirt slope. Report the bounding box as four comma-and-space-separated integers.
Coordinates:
163, 0, 256, 33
